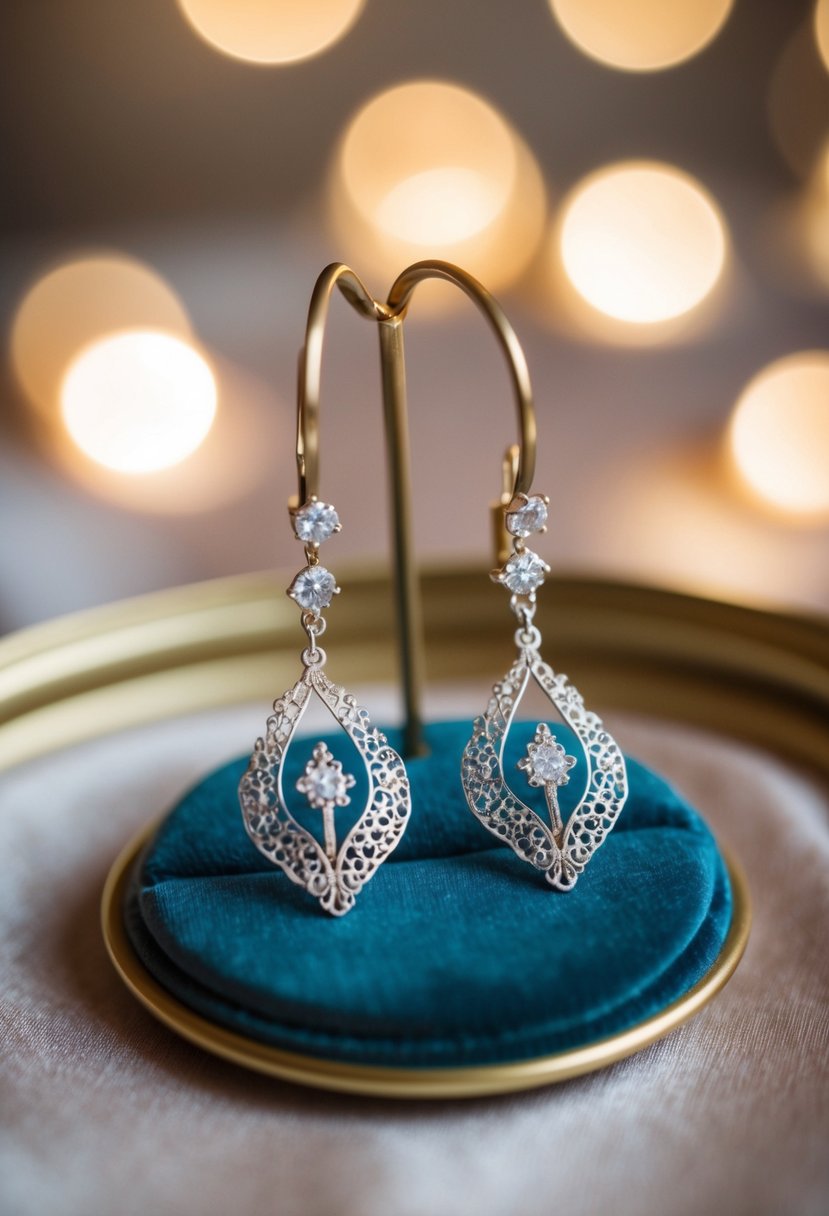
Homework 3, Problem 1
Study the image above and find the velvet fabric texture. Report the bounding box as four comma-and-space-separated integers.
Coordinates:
127, 720, 732, 1068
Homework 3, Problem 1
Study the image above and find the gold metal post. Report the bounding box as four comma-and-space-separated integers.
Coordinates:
377, 317, 428, 757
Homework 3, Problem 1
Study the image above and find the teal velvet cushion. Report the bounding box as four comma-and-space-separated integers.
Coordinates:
125, 719, 732, 1068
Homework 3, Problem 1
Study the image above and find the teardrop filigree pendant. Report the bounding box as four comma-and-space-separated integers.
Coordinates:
239, 495, 410, 916
461, 619, 628, 890
239, 647, 411, 916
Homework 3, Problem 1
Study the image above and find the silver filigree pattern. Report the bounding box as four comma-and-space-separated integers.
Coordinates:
461, 628, 628, 890
239, 657, 411, 916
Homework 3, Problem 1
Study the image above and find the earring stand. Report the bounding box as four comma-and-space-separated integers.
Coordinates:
97, 260, 752, 1098
298, 260, 538, 758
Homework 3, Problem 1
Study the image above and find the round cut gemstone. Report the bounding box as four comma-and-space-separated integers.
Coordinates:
289, 565, 338, 610
296, 742, 356, 809
531, 744, 568, 782
502, 549, 548, 595
517, 724, 575, 789
294, 500, 340, 544
506, 495, 548, 538
307, 764, 347, 803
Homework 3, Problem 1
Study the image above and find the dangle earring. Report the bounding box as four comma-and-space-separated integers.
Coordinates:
238, 267, 411, 916
461, 487, 629, 892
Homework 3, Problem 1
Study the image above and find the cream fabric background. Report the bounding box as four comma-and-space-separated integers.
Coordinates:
1, 702, 828, 1216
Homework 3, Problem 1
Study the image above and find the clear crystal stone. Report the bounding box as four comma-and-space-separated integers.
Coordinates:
532, 744, 567, 782
502, 549, 547, 595
294, 501, 340, 544
303, 761, 351, 804
289, 565, 338, 610
310, 767, 343, 801
295, 742, 355, 811
506, 496, 548, 538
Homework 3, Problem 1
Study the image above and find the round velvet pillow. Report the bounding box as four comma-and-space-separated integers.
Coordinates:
125, 719, 732, 1068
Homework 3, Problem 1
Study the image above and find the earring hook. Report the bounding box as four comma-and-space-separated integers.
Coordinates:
295, 262, 389, 507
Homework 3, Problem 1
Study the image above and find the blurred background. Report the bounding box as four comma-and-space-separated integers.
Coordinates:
1, 0, 828, 635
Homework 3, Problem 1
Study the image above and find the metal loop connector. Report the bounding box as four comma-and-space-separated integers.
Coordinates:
514, 624, 542, 651
300, 645, 327, 669
301, 611, 327, 645
509, 595, 537, 628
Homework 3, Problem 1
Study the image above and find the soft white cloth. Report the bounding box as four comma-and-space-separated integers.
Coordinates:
1, 703, 828, 1216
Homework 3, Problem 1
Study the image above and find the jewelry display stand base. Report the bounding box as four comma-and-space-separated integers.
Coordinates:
103, 719, 750, 1099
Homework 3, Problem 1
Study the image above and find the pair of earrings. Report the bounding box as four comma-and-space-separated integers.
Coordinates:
238, 486, 629, 916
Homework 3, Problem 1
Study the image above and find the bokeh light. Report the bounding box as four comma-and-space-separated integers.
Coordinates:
800, 142, 829, 289
11, 255, 192, 419
53, 357, 278, 515
559, 162, 727, 324
816, 0, 829, 73
730, 352, 829, 519
340, 82, 516, 241
374, 167, 507, 246
549, 0, 734, 72
330, 80, 546, 296
60, 331, 218, 475
176, 0, 365, 65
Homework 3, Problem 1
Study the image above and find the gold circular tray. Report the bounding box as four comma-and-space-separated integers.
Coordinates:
6, 566, 824, 1096
102, 823, 750, 1099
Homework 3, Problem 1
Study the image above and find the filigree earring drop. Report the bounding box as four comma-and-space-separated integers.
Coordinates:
461, 492, 628, 890
237, 264, 412, 916
238, 497, 411, 916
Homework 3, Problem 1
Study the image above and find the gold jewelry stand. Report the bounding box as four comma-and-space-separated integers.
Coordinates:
297, 260, 539, 757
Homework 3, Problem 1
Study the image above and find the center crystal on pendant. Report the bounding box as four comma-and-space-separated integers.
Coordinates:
296, 745, 355, 808
295, 743, 356, 862
531, 743, 568, 782
517, 722, 576, 790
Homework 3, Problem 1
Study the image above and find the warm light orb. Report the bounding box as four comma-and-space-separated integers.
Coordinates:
374, 167, 506, 247
802, 142, 829, 288
817, 0, 829, 73
176, 0, 365, 65
730, 352, 829, 518
549, 0, 734, 71
559, 162, 727, 323
331, 80, 546, 294
60, 331, 218, 474
11, 255, 192, 419
340, 82, 516, 245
